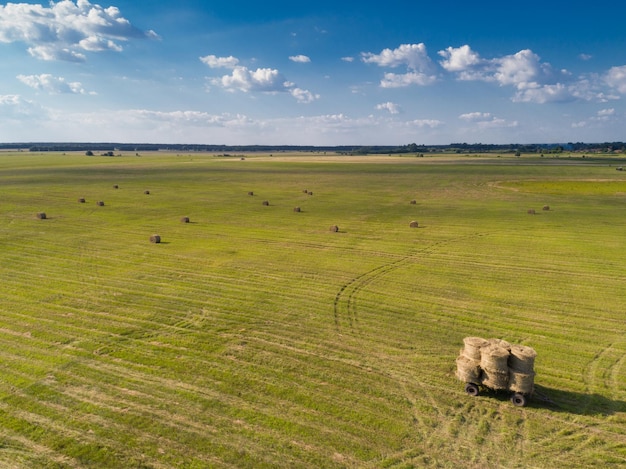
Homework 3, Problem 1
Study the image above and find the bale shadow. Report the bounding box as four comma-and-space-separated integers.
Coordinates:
476, 384, 626, 415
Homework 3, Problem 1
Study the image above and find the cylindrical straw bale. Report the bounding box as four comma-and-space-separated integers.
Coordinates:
150, 235, 161, 244
262, 200, 270, 206
293, 207, 301, 213
180, 216, 190, 223
329, 225, 339, 232
462, 337, 488, 361
480, 344, 510, 373
481, 369, 509, 390
487, 338, 511, 352
36, 212, 47, 219
456, 355, 482, 383
508, 345, 537, 373
409, 221, 419, 228
508, 370, 535, 394
78, 197, 86, 203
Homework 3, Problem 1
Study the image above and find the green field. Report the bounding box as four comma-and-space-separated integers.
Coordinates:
1, 151, 625, 468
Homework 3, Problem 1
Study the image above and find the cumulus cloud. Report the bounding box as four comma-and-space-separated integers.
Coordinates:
439, 44, 592, 103
199, 55, 239, 69
361, 43, 437, 88
459, 112, 492, 121
376, 102, 401, 114
17, 73, 93, 94
289, 54, 310, 63
0, 0, 158, 62
605, 65, 626, 93
202, 55, 318, 103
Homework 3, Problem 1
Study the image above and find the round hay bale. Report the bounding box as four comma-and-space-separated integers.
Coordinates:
481, 369, 509, 390
508, 345, 537, 373
329, 225, 339, 232
308, 191, 313, 196
180, 216, 190, 223
456, 355, 482, 383
78, 197, 86, 203
527, 209, 536, 215
508, 370, 535, 394
248, 191, 254, 196
113, 184, 119, 189
150, 234, 161, 244
462, 337, 488, 361
303, 189, 309, 193
410, 200, 417, 205
262, 200, 270, 206
480, 344, 510, 373
36, 212, 47, 220
144, 190, 150, 195
293, 207, 301, 213
96, 201, 105, 206
409, 220, 419, 228
487, 338, 511, 352
542, 205, 550, 211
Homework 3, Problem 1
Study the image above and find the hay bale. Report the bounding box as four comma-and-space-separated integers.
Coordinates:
462, 337, 488, 361
36, 212, 47, 220
456, 355, 482, 383
527, 209, 536, 214
508, 345, 536, 373
303, 189, 309, 193
481, 369, 509, 390
487, 338, 511, 352
293, 207, 301, 213
78, 197, 86, 203
262, 200, 270, 206
508, 370, 535, 394
180, 216, 190, 223
329, 225, 339, 232
144, 190, 150, 195
150, 234, 161, 243
542, 205, 550, 211
113, 184, 119, 189
409, 220, 419, 228
410, 200, 417, 205
308, 191, 313, 196
97, 201, 105, 206
480, 344, 510, 373
248, 191, 254, 196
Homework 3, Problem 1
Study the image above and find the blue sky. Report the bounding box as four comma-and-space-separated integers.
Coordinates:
1, 0, 626, 145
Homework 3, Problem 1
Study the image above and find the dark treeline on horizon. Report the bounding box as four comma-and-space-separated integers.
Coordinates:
2, 141, 626, 154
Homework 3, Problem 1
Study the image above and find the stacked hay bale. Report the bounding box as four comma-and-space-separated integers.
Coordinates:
455, 337, 486, 383
456, 337, 536, 394
508, 345, 536, 394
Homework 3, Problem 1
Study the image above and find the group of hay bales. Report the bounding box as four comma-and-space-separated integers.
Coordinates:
456, 336, 536, 395
528, 205, 551, 214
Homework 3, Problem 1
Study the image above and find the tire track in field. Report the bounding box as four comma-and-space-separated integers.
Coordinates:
333, 232, 487, 332
582, 342, 626, 413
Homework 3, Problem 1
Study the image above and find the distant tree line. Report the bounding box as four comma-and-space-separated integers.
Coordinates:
0, 141, 624, 154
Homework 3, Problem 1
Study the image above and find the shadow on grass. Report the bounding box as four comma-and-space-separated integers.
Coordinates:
474, 384, 626, 416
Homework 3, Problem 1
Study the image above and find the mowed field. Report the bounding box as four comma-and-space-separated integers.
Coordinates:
0, 151, 625, 468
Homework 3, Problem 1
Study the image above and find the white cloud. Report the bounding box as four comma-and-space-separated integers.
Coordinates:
362, 43, 433, 71
380, 71, 437, 88
406, 119, 443, 129
17, 73, 93, 94
0, 94, 44, 119
341, 56, 354, 62
579, 53, 592, 61
290, 87, 319, 103
438, 45, 483, 74
376, 102, 401, 114
199, 55, 240, 69
289, 54, 311, 63
362, 43, 437, 88
597, 108, 615, 116
459, 112, 492, 121
605, 65, 626, 93
0, 1, 157, 62
205, 58, 318, 103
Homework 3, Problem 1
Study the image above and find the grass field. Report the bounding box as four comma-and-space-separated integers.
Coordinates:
0, 151, 625, 468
